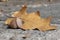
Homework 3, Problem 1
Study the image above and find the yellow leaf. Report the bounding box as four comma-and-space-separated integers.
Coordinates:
5, 5, 57, 31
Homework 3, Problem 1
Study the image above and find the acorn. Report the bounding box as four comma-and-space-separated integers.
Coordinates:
5, 17, 23, 29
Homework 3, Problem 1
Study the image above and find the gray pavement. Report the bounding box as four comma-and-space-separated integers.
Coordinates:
0, 0, 60, 40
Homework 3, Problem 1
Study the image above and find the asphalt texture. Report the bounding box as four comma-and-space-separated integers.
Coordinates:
0, 0, 60, 40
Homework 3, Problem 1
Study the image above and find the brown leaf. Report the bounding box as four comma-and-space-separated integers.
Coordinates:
5, 5, 56, 31
20, 11, 56, 31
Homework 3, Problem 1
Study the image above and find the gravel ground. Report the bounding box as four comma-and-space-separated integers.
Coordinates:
0, 0, 60, 40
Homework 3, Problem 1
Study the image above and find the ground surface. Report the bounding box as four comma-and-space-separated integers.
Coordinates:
0, 0, 60, 40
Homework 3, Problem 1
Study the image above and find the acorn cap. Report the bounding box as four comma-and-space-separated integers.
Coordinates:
16, 18, 23, 28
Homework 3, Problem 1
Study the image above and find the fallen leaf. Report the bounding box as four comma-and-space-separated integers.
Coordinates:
20, 11, 56, 31
5, 5, 56, 31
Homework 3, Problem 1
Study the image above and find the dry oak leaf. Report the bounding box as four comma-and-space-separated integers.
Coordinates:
5, 5, 56, 31
20, 11, 56, 31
